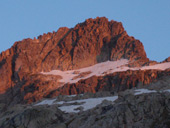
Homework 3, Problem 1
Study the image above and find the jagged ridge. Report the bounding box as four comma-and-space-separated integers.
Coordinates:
0, 17, 169, 105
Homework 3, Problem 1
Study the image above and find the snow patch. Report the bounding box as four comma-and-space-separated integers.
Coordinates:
163, 89, 170, 93
35, 99, 56, 106
134, 89, 157, 95
141, 62, 170, 70
34, 96, 118, 113
58, 96, 118, 113
41, 59, 170, 86
34, 88, 170, 113
41, 59, 129, 85
66, 94, 84, 97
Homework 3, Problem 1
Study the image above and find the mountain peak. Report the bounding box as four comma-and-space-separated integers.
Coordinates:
75, 17, 125, 37
0, 17, 152, 104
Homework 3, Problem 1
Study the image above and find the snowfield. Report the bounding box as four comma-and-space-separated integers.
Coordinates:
37, 59, 170, 113
41, 59, 129, 84
134, 89, 157, 95
165, 89, 170, 93
41, 59, 170, 85
34, 88, 170, 113
35, 99, 56, 106
58, 96, 118, 113
35, 96, 118, 113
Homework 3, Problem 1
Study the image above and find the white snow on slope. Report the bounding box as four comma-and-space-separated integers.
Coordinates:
134, 89, 157, 95
41, 59, 170, 85
34, 89, 170, 113
41, 59, 129, 84
166, 89, 170, 93
35, 96, 118, 113
162, 89, 170, 93
141, 62, 170, 70
58, 96, 118, 113
35, 99, 56, 106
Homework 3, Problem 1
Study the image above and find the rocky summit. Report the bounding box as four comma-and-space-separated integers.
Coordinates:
0, 17, 170, 128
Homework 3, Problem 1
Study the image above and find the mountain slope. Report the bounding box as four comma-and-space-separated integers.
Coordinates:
0, 17, 169, 105
1, 79, 170, 128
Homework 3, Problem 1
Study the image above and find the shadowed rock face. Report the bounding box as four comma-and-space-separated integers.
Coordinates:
164, 57, 170, 62
67, 92, 170, 128
0, 17, 165, 105
1, 82, 170, 128
0, 105, 67, 128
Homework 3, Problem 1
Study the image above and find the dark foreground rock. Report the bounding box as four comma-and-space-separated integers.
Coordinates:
68, 92, 170, 128
0, 105, 68, 128
1, 87, 170, 128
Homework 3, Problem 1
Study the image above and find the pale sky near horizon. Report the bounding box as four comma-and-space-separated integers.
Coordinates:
0, 0, 170, 62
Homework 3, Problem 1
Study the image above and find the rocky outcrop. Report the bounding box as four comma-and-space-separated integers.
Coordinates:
68, 91, 170, 128
164, 56, 170, 62
0, 105, 68, 128
1, 81, 170, 128
1, 68, 169, 105
0, 27, 70, 95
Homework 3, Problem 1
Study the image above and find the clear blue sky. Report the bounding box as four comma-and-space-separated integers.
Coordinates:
0, 0, 170, 62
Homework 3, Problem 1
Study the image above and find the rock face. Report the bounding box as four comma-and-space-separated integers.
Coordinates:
1, 16, 170, 128
0, 17, 167, 105
1, 81, 170, 128
0, 105, 68, 128
68, 92, 170, 128
164, 56, 170, 62
47, 69, 170, 97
